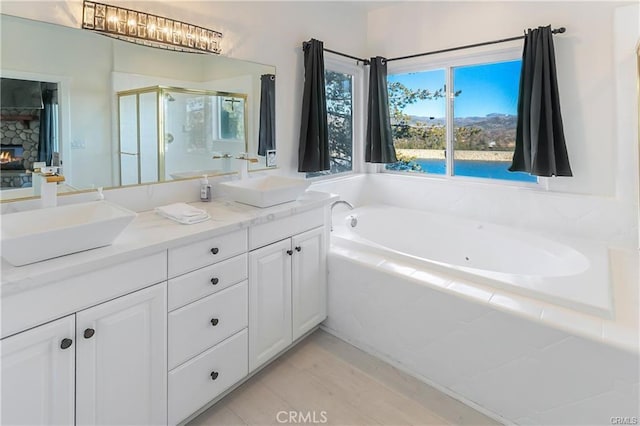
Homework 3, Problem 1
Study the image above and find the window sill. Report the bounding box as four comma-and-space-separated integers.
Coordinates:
305, 170, 356, 182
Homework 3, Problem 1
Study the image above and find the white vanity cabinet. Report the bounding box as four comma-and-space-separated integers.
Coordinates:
1, 252, 168, 426
76, 283, 167, 425
248, 239, 293, 371
291, 227, 327, 340
248, 208, 328, 372
0, 282, 167, 426
0, 315, 75, 426
1, 196, 334, 426
167, 229, 249, 425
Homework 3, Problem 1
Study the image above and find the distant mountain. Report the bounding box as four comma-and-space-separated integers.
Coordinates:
407, 114, 517, 130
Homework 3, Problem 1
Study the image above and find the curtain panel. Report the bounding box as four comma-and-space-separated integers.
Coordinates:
298, 39, 330, 172
258, 74, 276, 156
365, 56, 397, 164
510, 25, 572, 177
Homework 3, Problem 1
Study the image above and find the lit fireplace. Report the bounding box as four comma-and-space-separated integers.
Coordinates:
0, 146, 25, 170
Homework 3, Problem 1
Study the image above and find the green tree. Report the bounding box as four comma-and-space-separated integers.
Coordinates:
308, 71, 353, 177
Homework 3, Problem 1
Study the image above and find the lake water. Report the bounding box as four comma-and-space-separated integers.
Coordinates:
415, 159, 538, 183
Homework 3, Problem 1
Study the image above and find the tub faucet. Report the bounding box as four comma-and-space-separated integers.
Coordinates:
331, 200, 354, 212
330, 200, 354, 231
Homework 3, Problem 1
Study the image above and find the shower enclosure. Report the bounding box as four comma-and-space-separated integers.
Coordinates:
117, 86, 247, 185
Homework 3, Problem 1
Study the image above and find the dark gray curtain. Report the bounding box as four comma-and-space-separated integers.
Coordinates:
298, 39, 329, 172
38, 89, 56, 165
258, 74, 275, 156
509, 26, 572, 177
365, 57, 397, 163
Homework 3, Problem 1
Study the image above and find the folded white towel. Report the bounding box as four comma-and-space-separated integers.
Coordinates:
155, 203, 210, 225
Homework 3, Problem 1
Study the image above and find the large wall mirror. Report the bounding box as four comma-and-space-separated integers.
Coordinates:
0, 14, 276, 201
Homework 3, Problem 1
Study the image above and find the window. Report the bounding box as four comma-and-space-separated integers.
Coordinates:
385, 57, 536, 183
306, 68, 354, 178
387, 69, 446, 174
218, 96, 245, 141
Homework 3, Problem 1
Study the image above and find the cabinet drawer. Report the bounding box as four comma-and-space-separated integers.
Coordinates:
168, 254, 248, 311
249, 208, 324, 250
168, 329, 248, 425
1, 251, 167, 339
169, 281, 248, 370
168, 229, 248, 278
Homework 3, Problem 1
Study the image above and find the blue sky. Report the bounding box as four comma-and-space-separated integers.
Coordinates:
387, 60, 521, 118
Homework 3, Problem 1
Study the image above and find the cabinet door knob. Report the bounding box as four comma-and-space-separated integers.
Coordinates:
210, 247, 219, 255
210, 371, 219, 380
60, 338, 73, 350
210, 318, 219, 326
295, 246, 301, 252
211, 277, 219, 285
83, 328, 95, 339
286, 250, 293, 256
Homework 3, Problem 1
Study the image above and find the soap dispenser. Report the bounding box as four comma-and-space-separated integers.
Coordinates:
200, 175, 212, 202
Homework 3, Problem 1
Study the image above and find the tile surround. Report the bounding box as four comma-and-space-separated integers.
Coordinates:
325, 250, 640, 425
311, 173, 638, 249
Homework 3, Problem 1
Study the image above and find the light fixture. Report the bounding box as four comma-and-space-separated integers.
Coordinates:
82, 0, 223, 54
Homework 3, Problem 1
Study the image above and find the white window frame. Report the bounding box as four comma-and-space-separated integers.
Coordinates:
383, 46, 544, 189
306, 54, 365, 180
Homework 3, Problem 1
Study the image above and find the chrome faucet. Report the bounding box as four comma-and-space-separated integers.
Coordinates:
331, 200, 354, 212
213, 153, 258, 180
330, 200, 355, 231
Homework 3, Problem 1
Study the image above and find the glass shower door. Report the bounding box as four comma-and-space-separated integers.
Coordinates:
139, 91, 158, 183
119, 94, 139, 186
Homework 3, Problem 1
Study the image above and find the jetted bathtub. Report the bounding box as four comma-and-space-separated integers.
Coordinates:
326, 204, 638, 425
331, 204, 612, 318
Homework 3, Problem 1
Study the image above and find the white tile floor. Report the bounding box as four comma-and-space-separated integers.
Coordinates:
188, 330, 500, 425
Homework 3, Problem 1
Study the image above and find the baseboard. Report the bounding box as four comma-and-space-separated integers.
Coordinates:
319, 324, 512, 426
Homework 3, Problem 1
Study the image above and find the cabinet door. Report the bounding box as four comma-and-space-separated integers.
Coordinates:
292, 227, 327, 340
248, 239, 292, 372
76, 283, 167, 425
1, 315, 75, 426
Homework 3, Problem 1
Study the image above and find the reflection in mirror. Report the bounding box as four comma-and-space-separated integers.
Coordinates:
0, 13, 275, 202
117, 86, 247, 184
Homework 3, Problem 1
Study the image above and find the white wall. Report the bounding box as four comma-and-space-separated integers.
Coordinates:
368, 1, 635, 197
353, 1, 639, 248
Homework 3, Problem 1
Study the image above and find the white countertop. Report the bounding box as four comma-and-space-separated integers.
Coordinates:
1, 191, 337, 297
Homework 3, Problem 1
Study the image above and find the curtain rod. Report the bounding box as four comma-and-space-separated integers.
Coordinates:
302, 41, 370, 65
385, 27, 566, 63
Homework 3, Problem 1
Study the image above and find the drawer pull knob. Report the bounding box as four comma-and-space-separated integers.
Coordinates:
60, 338, 73, 350
210, 247, 219, 255
295, 246, 302, 252
210, 318, 219, 326
210, 371, 219, 380
211, 277, 219, 285
83, 328, 95, 339
286, 250, 293, 256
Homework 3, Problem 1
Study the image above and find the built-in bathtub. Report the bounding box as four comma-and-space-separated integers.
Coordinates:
326, 204, 639, 425
332, 204, 612, 318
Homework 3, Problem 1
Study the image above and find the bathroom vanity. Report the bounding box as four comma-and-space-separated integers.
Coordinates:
0, 191, 334, 425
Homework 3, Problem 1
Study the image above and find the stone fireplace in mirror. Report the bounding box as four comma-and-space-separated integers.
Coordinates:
0, 77, 59, 189
0, 109, 40, 188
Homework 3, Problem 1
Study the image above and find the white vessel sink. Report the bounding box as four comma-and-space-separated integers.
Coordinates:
1, 201, 137, 266
218, 175, 311, 208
